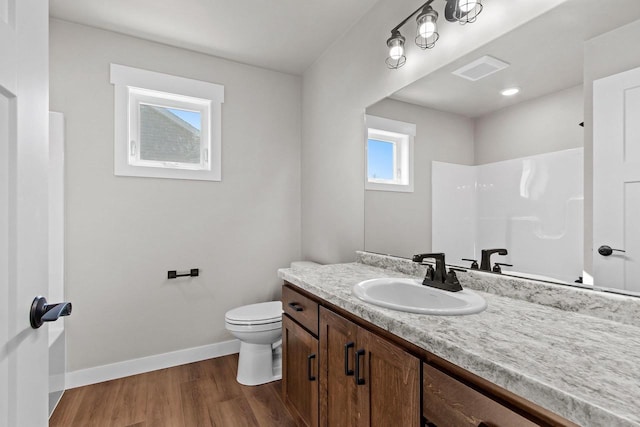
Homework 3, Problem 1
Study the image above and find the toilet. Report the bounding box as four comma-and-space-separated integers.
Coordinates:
225, 261, 320, 386
225, 301, 283, 386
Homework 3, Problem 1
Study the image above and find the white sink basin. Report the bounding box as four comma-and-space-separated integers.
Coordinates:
352, 278, 487, 315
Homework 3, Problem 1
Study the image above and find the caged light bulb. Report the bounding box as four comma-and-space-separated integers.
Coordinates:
459, 0, 478, 13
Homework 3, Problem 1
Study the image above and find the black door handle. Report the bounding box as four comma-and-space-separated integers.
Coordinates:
598, 245, 626, 256
355, 349, 365, 385
307, 353, 316, 381
344, 341, 355, 376
288, 302, 304, 312
30, 296, 72, 329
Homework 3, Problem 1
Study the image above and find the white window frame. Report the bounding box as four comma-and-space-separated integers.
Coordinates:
110, 64, 224, 181
365, 115, 415, 192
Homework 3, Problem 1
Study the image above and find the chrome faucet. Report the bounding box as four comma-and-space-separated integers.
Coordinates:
412, 253, 463, 292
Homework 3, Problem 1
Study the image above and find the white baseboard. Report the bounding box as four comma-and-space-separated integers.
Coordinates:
66, 339, 240, 389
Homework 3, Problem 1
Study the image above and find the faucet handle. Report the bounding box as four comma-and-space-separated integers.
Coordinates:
447, 267, 467, 283
492, 263, 513, 274
462, 258, 479, 269
446, 269, 459, 284
444, 270, 464, 291
425, 265, 435, 281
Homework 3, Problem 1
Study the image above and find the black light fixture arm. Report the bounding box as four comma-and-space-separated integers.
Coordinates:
391, 0, 435, 33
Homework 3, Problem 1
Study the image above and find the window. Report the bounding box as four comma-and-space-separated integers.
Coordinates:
110, 64, 224, 181
365, 115, 415, 192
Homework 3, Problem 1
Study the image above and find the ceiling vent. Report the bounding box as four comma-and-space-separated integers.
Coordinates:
451, 55, 509, 81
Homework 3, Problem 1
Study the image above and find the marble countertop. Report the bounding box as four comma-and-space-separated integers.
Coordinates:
278, 261, 640, 427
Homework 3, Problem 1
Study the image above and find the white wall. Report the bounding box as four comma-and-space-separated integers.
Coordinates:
365, 99, 474, 257
50, 19, 302, 372
583, 19, 640, 278
474, 85, 584, 165
301, 0, 569, 264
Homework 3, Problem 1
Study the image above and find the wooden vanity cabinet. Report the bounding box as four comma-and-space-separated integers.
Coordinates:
282, 282, 576, 427
318, 306, 358, 425
282, 286, 320, 427
282, 315, 319, 427
319, 307, 421, 427
423, 363, 538, 427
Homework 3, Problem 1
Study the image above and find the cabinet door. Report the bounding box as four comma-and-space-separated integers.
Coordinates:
356, 328, 421, 427
423, 363, 538, 427
283, 315, 319, 427
319, 307, 359, 426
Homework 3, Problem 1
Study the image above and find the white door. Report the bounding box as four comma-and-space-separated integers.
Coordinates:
0, 0, 51, 425
593, 66, 640, 293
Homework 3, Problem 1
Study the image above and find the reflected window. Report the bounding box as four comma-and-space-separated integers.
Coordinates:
367, 139, 395, 180
365, 115, 415, 192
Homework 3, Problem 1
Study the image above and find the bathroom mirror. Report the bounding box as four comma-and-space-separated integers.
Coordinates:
364, 1, 640, 294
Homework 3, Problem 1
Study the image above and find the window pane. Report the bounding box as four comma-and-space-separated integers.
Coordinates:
367, 139, 394, 180
139, 104, 201, 164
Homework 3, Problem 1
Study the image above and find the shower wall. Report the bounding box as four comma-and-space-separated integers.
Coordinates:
433, 148, 584, 283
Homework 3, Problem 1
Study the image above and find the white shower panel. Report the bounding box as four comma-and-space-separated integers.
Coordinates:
433, 148, 583, 283
432, 162, 476, 266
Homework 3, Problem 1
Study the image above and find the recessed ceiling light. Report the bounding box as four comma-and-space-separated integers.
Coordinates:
501, 87, 520, 96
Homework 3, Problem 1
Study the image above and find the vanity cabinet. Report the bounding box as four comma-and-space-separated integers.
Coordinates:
282, 284, 320, 426
282, 315, 319, 427
319, 307, 420, 426
282, 282, 577, 427
423, 363, 537, 426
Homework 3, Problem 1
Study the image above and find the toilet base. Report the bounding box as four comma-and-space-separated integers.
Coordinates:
236, 342, 282, 386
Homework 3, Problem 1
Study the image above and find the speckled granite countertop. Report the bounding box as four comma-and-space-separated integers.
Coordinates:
278, 256, 640, 427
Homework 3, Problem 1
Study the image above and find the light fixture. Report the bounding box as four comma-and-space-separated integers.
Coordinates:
500, 87, 520, 96
386, 0, 483, 69
445, 0, 483, 24
386, 30, 406, 69
415, 6, 439, 49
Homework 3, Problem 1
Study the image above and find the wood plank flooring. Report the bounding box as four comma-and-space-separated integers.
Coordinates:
50, 354, 299, 427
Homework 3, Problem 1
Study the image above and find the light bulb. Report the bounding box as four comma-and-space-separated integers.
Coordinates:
389, 44, 404, 60
419, 20, 436, 38
459, 0, 478, 13
386, 31, 406, 68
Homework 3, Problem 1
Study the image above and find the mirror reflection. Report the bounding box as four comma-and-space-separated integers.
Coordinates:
364, 1, 640, 294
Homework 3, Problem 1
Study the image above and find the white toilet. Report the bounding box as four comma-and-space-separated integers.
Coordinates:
225, 301, 283, 386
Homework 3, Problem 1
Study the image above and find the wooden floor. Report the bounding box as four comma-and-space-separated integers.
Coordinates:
50, 354, 299, 427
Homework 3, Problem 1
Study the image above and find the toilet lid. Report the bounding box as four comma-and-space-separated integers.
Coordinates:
225, 301, 283, 325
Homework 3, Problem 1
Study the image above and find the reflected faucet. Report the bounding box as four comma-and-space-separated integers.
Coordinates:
480, 249, 508, 271
412, 253, 463, 292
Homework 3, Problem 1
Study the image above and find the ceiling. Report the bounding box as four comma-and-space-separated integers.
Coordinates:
49, 0, 380, 75
390, 0, 640, 118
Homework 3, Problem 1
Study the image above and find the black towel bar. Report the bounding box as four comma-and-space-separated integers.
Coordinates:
168, 268, 199, 279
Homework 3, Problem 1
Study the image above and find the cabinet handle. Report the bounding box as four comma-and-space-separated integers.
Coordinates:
355, 349, 365, 385
288, 302, 304, 312
344, 341, 355, 376
307, 353, 316, 381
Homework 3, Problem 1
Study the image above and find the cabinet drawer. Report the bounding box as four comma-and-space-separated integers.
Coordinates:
283, 285, 319, 336
423, 363, 538, 427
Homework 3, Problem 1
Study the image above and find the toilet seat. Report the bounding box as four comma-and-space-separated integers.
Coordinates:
225, 301, 282, 326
